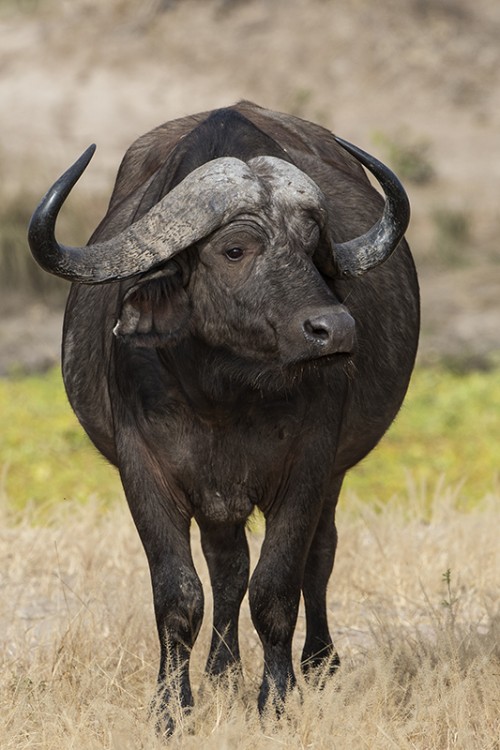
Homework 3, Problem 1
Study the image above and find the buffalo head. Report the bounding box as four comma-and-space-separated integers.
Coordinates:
28, 131, 409, 373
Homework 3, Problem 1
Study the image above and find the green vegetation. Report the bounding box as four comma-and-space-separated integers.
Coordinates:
1, 366, 498, 516
344, 365, 500, 510
0, 368, 123, 517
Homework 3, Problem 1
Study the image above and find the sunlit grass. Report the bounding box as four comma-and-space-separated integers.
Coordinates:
1, 490, 499, 749
1, 366, 499, 515
1, 365, 499, 747
0, 368, 122, 516
344, 366, 500, 509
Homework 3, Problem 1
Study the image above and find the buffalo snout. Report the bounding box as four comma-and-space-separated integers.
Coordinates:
301, 308, 355, 357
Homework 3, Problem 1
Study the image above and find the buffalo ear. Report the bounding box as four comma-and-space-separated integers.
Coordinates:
113, 266, 190, 347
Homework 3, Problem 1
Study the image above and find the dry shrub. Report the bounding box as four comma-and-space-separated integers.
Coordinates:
1, 491, 499, 749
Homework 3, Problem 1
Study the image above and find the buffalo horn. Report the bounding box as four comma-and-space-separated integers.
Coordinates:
28, 148, 266, 283
333, 137, 410, 278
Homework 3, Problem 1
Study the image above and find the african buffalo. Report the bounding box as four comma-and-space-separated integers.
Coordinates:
28, 102, 419, 729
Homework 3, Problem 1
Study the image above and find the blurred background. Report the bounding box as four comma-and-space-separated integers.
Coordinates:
1, 0, 499, 374
0, 0, 499, 511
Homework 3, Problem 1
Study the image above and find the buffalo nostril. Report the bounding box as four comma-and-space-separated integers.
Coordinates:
303, 318, 331, 342
302, 310, 355, 353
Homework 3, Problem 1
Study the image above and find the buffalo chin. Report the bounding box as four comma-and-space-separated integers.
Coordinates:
173, 342, 353, 399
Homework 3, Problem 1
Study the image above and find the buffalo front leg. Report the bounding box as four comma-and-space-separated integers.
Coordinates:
249, 496, 323, 714
119, 463, 203, 732
200, 522, 250, 678
300, 474, 344, 680
150, 534, 204, 724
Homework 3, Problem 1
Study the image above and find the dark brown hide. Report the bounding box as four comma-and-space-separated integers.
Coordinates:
29, 102, 419, 731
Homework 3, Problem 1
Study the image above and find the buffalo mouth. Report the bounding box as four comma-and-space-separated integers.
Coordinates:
286, 349, 355, 374
245, 349, 355, 394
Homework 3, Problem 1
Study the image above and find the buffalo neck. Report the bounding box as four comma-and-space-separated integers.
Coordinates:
155, 336, 327, 424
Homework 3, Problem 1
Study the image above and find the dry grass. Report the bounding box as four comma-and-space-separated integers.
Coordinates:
1, 489, 498, 749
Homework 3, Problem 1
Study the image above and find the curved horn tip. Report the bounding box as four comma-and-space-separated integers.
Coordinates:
78, 143, 97, 167
333, 135, 373, 164
331, 135, 411, 278
30, 142, 97, 223
334, 133, 410, 220
64, 144, 97, 180
57, 144, 98, 189
27, 143, 98, 278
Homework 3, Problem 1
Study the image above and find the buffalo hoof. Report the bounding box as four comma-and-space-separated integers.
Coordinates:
301, 648, 341, 689
150, 689, 193, 738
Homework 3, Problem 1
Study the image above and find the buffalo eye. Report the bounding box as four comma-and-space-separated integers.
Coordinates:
225, 247, 244, 262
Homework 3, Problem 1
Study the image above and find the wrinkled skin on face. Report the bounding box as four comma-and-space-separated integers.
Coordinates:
113, 159, 355, 395
191, 216, 351, 361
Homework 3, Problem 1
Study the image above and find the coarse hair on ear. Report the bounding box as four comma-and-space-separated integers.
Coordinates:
113, 264, 191, 347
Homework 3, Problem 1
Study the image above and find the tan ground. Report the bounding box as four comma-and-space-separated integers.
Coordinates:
1, 491, 499, 748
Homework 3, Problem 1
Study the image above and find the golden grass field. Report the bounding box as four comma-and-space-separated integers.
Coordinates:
1, 367, 499, 749
1, 491, 499, 749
